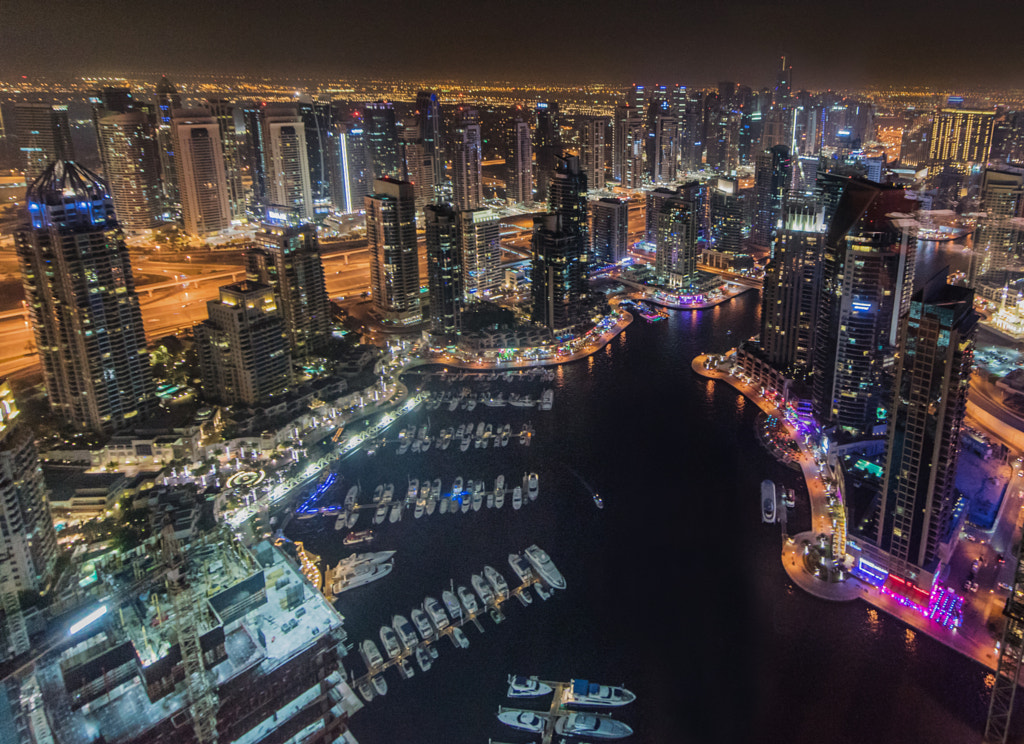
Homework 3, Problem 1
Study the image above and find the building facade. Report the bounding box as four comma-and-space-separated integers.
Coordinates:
172, 109, 231, 237
365, 178, 421, 325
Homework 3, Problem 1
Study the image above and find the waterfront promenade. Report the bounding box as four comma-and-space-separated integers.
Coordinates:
693, 352, 1010, 672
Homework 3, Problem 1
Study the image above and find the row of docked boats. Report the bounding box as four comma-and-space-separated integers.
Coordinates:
417, 367, 557, 383
760, 480, 797, 524
499, 676, 635, 739
362, 421, 535, 456
424, 388, 554, 411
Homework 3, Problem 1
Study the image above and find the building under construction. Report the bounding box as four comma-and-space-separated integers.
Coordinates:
12, 531, 362, 744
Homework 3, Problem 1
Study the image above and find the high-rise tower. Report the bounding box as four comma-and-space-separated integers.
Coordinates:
457, 209, 501, 301
751, 144, 792, 247
261, 104, 314, 220
655, 183, 702, 289
416, 91, 445, 193
328, 117, 370, 213
453, 109, 483, 211
205, 97, 246, 219
424, 204, 463, 340
581, 119, 606, 189
154, 76, 182, 208
534, 102, 561, 202
590, 197, 629, 265
172, 108, 231, 237
970, 167, 1024, 283
16, 162, 156, 434
365, 101, 402, 181
506, 116, 533, 204
96, 111, 164, 230
366, 178, 421, 325
14, 104, 74, 182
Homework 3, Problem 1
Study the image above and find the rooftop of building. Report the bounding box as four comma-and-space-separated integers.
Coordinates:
27, 161, 108, 206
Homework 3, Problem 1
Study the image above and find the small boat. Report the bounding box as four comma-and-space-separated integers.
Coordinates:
334, 512, 348, 531
460, 435, 471, 452
498, 708, 546, 733
472, 573, 495, 604
476, 421, 485, 438
407, 479, 419, 503
420, 436, 431, 453
526, 473, 539, 501
360, 639, 383, 669
415, 646, 432, 673
562, 679, 637, 708
455, 423, 465, 439
452, 476, 463, 497
357, 680, 375, 703
411, 607, 434, 640
439, 496, 449, 514
373, 503, 387, 525
782, 488, 796, 509
343, 529, 374, 546
457, 585, 479, 615
372, 484, 384, 503
397, 438, 410, 455
414, 500, 424, 519
517, 589, 533, 606
425, 495, 436, 516
472, 488, 483, 512
466, 398, 476, 411
593, 493, 604, 509
344, 485, 358, 509
411, 439, 421, 453
495, 474, 505, 494
555, 712, 632, 739
524, 545, 566, 590
507, 675, 554, 698
512, 486, 523, 510
501, 423, 511, 447
431, 478, 441, 500
392, 614, 418, 649
442, 590, 463, 621
461, 494, 471, 514
487, 490, 494, 509
372, 675, 388, 697
509, 552, 533, 582
423, 596, 449, 630
495, 486, 505, 509
761, 480, 776, 524
484, 565, 509, 598
389, 501, 402, 523
539, 389, 553, 410
397, 657, 414, 679
535, 583, 551, 601
428, 644, 439, 660
379, 625, 401, 659
383, 483, 394, 501
450, 626, 469, 648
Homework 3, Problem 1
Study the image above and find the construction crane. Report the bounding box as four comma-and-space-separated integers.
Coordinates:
984, 537, 1024, 743
160, 522, 219, 744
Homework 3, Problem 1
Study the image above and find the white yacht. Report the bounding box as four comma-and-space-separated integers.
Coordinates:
524, 545, 565, 590
461, 493, 471, 514
452, 476, 463, 497
344, 485, 358, 510
512, 486, 523, 510
508, 552, 534, 582
495, 486, 505, 509
334, 512, 348, 531
331, 551, 395, 594
407, 478, 419, 503
761, 480, 776, 524
392, 614, 418, 649
526, 473, 539, 501
371, 675, 388, 696
472, 573, 495, 604
389, 501, 403, 523
562, 679, 636, 708
484, 565, 509, 598
415, 646, 432, 673
457, 585, 479, 615
500, 423, 511, 447
372, 484, 384, 503
442, 590, 463, 621
495, 474, 505, 494
498, 708, 546, 734
450, 626, 469, 648
472, 488, 483, 512
373, 502, 387, 525
439, 496, 450, 515
357, 680, 375, 703
411, 607, 434, 640
359, 639, 383, 669
346, 510, 359, 528
432, 478, 442, 500
383, 483, 395, 501
507, 675, 553, 698
555, 712, 632, 739
423, 596, 449, 630
539, 389, 553, 410
379, 625, 401, 659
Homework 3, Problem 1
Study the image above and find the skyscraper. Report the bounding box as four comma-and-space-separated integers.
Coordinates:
876, 273, 977, 584
453, 109, 483, 211
172, 108, 231, 237
457, 208, 501, 301
645, 187, 678, 244
299, 99, 332, 211
751, 144, 792, 248
14, 103, 74, 182
590, 197, 629, 265
154, 76, 182, 208
424, 204, 463, 340
16, 162, 156, 434
580, 119, 606, 189
195, 282, 292, 407
928, 107, 995, 166
366, 178, 421, 325
506, 117, 533, 204
328, 118, 370, 213
96, 111, 164, 230
240, 102, 267, 208
205, 97, 246, 218
811, 180, 917, 437
651, 103, 678, 184
655, 183, 702, 289
400, 118, 435, 214
534, 102, 561, 202
416, 90, 445, 193
708, 178, 744, 253
970, 167, 1024, 283
261, 104, 314, 220
759, 197, 825, 375
247, 220, 330, 357
613, 104, 644, 189
532, 156, 590, 331
773, 56, 793, 106
365, 101, 402, 180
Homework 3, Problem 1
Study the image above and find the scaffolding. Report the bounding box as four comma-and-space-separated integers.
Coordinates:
984, 538, 1024, 743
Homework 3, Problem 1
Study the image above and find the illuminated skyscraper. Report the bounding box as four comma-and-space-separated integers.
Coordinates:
16, 162, 156, 434
424, 204, 463, 340
205, 97, 246, 218
14, 103, 74, 182
457, 208, 501, 301
651, 102, 678, 184
655, 183, 702, 289
247, 220, 330, 357
172, 108, 231, 237
876, 273, 976, 584
645, 187, 678, 243
811, 180, 917, 437
590, 197, 629, 265
400, 118, 435, 214
580, 118, 606, 188
613, 104, 644, 188
970, 167, 1024, 282
506, 116, 532, 204
154, 75, 181, 208
261, 104, 314, 220
751, 144, 792, 247
328, 118, 370, 213
773, 56, 792, 106
760, 197, 825, 375
366, 178, 421, 325
365, 101, 402, 180
96, 111, 163, 230
928, 107, 995, 166
240, 102, 267, 207
452, 108, 483, 211
299, 99, 332, 213
708, 178, 744, 253
416, 90, 445, 192
195, 282, 292, 407
534, 102, 560, 202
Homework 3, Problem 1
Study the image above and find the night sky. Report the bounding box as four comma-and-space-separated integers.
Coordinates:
2, 0, 1024, 89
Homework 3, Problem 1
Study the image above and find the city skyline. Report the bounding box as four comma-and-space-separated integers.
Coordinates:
3, 1, 1024, 89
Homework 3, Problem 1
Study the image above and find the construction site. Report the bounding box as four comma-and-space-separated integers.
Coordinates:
12, 527, 362, 744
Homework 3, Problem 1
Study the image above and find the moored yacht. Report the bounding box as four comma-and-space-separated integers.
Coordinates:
508, 552, 533, 582
442, 590, 463, 621
379, 625, 401, 659
761, 480, 776, 524
524, 545, 565, 590
392, 614, 417, 649
554, 712, 632, 739
472, 573, 495, 604
526, 473, 539, 501
457, 585, 479, 615
497, 708, 546, 733
343, 529, 373, 546
423, 596, 449, 630
411, 607, 434, 640
359, 639, 383, 669
389, 501, 402, 523
331, 551, 395, 594
562, 679, 636, 708
484, 565, 509, 598
512, 486, 523, 510
507, 675, 553, 698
